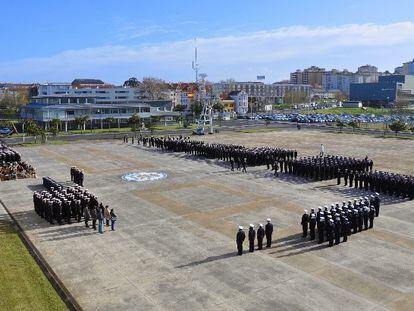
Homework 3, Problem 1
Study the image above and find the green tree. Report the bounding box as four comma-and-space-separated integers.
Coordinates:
177, 115, 184, 126
348, 120, 359, 133
190, 102, 203, 117
123, 77, 140, 87
50, 118, 61, 136
24, 120, 43, 137
74, 116, 89, 131
212, 102, 224, 112
335, 119, 346, 132
389, 120, 407, 136
104, 117, 116, 129
173, 104, 185, 112
128, 114, 141, 132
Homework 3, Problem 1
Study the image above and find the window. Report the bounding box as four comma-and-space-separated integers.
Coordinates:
67, 110, 75, 115
70, 98, 78, 104
61, 98, 69, 104
79, 98, 86, 104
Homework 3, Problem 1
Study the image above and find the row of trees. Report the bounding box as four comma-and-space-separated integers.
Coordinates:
335, 119, 414, 135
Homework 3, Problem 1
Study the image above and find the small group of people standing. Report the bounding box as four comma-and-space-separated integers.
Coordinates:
236, 219, 274, 255
83, 203, 117, 233
70, 166, 84, 186
301, 194, 380, 247
36, 176, 117, 233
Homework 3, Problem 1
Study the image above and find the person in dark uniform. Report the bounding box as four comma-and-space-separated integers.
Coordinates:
334, 215, 341, 245
342, 217, 349, 242
248, 224, 256, 252
326, 216, 334, 247
374, 193, 381, 217
369, 205, 375, 228
317, 216, 325, 244
265, 218, 273, 248
79, 170, 84, 187
363, 205, 369, 230
236, 226, 246, 255
257, 223, 264, 250
301, 209, 309, 238
309, 208, 317, 240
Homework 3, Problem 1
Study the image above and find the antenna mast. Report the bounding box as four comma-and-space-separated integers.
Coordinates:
192, 38, 199, 83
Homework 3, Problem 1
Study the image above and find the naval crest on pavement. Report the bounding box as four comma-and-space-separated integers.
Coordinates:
121, 172, 167, 183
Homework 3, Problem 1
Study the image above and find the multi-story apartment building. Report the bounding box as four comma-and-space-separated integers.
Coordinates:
212, 81, 311, 111
290, 66, 325, 86
228, 90, 248, 115
357, 65, 379, 83
402, 59, 414, 75
322, 69, 363, 94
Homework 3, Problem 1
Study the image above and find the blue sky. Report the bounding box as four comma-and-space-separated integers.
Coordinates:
1, 0, 414, 84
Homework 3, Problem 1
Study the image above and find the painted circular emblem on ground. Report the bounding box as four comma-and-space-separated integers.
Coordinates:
121, 172, 167, 182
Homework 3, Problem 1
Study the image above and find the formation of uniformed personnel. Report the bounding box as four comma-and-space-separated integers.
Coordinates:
302, 196, 379, 247
1, 144, 36, 181
284, 155, 372, 182
1, 144, 21, 162
34, 177, 113, 232
338, 170, 414, 200
142, 136, 297, 172
70, 166, 84, 186
236, 218, 274, 255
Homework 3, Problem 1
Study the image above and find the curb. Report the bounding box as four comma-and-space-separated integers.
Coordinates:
0, 199, 82, 311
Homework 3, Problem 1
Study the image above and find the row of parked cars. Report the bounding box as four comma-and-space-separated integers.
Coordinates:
256, 113, 414, 124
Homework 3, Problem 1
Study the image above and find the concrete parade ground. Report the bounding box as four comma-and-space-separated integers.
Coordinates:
1, 129, 414, 311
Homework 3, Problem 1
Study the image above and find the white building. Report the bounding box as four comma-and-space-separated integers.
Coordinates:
167, 90, 190, 108
229, 90, 248, 115
322, 70, 363, 94
36, 83, 145, 104
357, 65, 379, 83
402, 59, 414, 75
38, 82, 71, 95
212, 81, 310, 104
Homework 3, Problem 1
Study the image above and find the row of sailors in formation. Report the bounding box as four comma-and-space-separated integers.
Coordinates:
0, 144, 21, 163
301, 194, 381, 246
279, 155, 373, 182
236, 219, 274, 255
338, 169, 414, 200
146, 137, 299, 164
140, 137, 374, 182
33, 184, 101, 225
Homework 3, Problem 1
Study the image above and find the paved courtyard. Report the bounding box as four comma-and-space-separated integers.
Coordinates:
1, 130, 414, 310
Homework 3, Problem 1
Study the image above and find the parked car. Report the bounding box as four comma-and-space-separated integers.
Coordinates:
0, 128, 13, 135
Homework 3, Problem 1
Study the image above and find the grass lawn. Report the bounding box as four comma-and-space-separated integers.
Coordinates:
0, 221, 67, 311
238, 127, 279, 133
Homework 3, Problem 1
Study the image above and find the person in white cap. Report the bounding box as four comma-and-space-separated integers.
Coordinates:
257, 224, 265, 250
236, 226, 245, 256
265, 218, 273, 248
248, 224, 256, 253
301, 209, 309, 238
